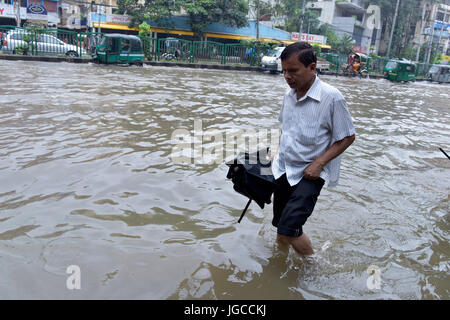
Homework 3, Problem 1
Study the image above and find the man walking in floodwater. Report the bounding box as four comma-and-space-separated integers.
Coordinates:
271, 42, 355, 256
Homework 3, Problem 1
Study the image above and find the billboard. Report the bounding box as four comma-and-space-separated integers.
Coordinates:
291, 32, 327, 44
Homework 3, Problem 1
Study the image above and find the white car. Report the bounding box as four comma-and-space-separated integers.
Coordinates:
316, 58, 331, 73
261, 47, 285, 73
1, 30, 86, 57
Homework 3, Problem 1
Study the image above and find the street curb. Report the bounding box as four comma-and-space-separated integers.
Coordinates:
0, 54, 265, 71
0, 54, 92, 63
143, 60, 264, 72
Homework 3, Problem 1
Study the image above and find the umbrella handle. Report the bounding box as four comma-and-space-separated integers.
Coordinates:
439, 148, 450, 160
238, 199, 252, 223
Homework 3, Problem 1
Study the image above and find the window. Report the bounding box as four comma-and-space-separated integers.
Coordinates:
39, 35, 56, 43
386, 61, 398, 69
121, 39, 130, 52
436, 11, 446, 22
353, 27, 364, 46
130, 39, 142, 52
11, 33, 24, 40
429, 66, 439, 73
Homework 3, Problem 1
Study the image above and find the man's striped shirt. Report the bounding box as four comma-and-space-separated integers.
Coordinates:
272, 76, 355, 187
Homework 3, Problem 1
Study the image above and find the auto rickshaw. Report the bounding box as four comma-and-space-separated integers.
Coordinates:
384, 59, 416, 82
344, 52, 369, 76
94, 34, 144, 66
428, 64, 450, 83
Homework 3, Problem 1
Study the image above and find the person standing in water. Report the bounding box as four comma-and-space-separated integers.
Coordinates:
271, 42, 356, 256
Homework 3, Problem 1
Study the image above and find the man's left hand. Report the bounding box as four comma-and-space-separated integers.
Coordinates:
303, 161, 324, 180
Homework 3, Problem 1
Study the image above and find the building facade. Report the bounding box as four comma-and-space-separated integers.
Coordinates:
412, 0, 449, 62
0, 0, 60, 27
306, 0, 381, 54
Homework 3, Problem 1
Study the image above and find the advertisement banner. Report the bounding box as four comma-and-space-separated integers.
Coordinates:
27, 4, 48, 21
0, 4, 16, 18
291, 32, 327, 44
106, 14, 132, 25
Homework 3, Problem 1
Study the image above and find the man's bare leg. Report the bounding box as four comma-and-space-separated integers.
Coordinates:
277, 233, 314, 256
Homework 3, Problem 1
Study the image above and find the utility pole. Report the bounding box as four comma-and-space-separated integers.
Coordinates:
299, 0, 305, 41
90, 1, 95, 33
426, 3, 438, 63
416, 2, 427, 62
437, 3, 448, 57
256, 0, 260, 41
386, 0, 400, 58
14, 0, 21, 27
97, 3, 102, 34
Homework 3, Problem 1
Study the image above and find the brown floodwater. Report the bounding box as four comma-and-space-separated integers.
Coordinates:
0, 59, 449, 299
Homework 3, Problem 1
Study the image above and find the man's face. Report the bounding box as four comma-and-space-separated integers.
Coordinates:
281, 54, 316, 91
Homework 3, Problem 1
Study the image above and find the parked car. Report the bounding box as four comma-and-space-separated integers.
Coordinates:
1, 30, 86, 57
261, 46, 331, 74
316, 58, 331, 73
261, 47, 285, 73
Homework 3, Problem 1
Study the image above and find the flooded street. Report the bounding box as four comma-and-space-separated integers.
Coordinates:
0, 59, 449, 299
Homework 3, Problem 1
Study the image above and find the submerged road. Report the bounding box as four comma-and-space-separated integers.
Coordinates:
0, 60, 449, 299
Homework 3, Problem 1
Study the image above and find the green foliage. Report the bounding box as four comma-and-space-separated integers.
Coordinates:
239, 39, 278, 65
138, 21, 152, 36
14, 44, 31, 55
14, 25, 40, 55
399, 45, 416, 61
369, 51, 381, 59
117, 0, 249, 37
311, 43, 321, 54
240, 39, 278, 50
138, 22, 154, 60
249, 0, 275, 20
336, 34, 354, 54
433, 53, 443, 64
361, 0, 435, 59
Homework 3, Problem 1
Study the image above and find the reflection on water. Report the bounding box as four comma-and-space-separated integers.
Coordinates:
0, 60, 449, 299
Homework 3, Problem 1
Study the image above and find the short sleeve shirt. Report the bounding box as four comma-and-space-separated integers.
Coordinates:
271, 76, 355, 187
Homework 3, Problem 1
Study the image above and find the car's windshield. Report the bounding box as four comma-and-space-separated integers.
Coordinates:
386, 61, 398, 69
39, 34, 64, 45
98, 37, 106, 46
268, 47, 284, 57
429, 66, 440, 73
9, 33, 29, 40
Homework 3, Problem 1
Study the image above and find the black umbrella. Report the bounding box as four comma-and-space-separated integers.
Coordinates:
226, 147, 278, 223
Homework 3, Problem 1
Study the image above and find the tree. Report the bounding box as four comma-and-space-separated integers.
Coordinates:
248, 0, 276, 39
117, 0, 180, 30
138, 22, 154, 60
361, 0, 440, 59
273, 0, 321, 33
183, 0, 248, 38
117, 0, 249, 38
336, 34, 355, 54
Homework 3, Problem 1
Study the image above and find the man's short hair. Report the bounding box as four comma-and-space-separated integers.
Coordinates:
280, 42, 317, 67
